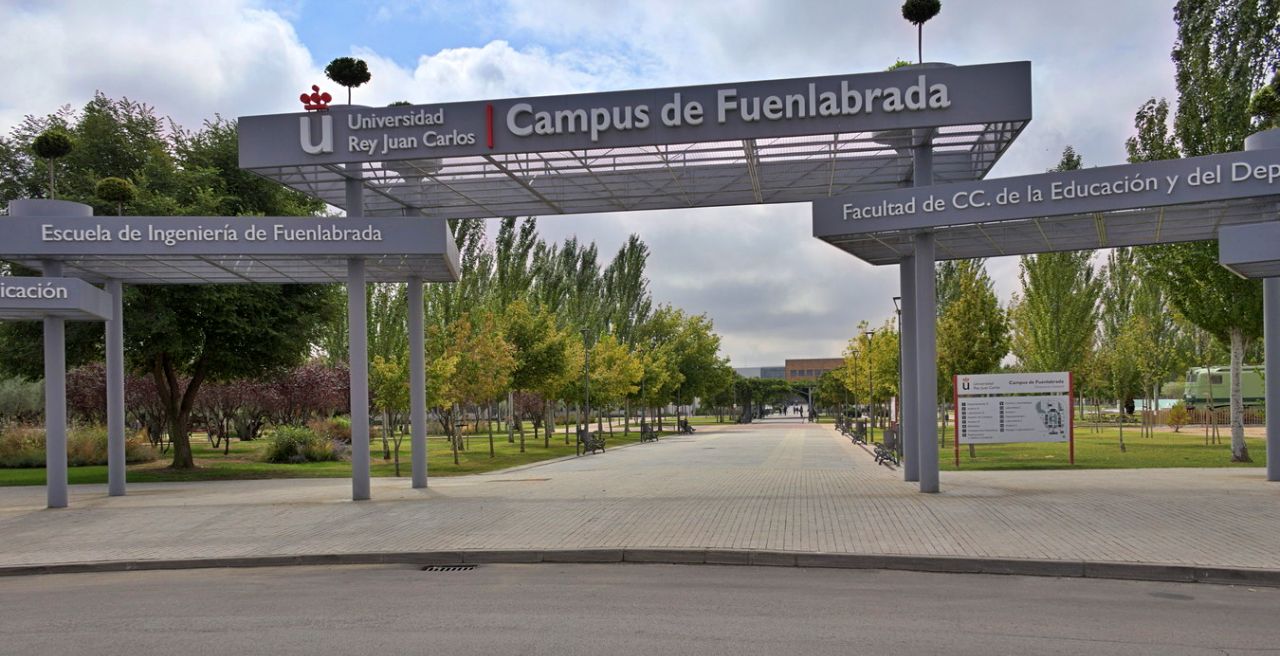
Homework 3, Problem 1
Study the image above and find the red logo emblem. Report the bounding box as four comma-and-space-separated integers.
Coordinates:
300, 85, 332, 111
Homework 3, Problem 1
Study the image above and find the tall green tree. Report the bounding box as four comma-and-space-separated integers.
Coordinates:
1133, 1, 1278, 460
0, 100, 340, 469
601, 234, 653, 344
937, 259, 1008, 393
1008, 147, 1101, 374
503, 299, 569, 448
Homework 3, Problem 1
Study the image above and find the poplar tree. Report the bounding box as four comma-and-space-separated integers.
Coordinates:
1132, 0, 1278, 461
1008, 147, 1101, 374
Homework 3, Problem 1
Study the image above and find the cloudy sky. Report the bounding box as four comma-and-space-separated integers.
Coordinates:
0, 0, 1179, 366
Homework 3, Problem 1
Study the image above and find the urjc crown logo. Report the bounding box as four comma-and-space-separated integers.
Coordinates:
299, 85, 333, 155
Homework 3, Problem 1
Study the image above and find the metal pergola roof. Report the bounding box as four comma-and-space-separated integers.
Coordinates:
1219, 220, 1280, 278
0, 209, 461, 285
0, 278, 113, 321
820, 195, 1280, 264
11, 254, 456, 285
244, 122, 1026, 219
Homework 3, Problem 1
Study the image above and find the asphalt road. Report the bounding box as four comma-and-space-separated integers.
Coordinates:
1, 564, 1277, 655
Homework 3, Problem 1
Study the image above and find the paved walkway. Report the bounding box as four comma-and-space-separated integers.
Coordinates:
1, 421, 1278, 570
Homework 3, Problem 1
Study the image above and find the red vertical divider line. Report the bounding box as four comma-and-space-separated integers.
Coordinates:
953, 375, 960, 468
1068, 371, 1075, 466
486, 103, 494, 149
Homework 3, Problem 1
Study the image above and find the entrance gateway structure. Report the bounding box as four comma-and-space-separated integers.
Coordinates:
5, 59, 1274, 505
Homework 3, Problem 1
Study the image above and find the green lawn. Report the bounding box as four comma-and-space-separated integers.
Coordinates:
938, 426, 1266, 471
0, 423, 663, 487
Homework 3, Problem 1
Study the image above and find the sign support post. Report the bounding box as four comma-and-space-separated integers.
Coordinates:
346, 167, 371, 501
348, 257, 370, 501
1266, 278, 1279, 482
408, 276, 428, 489
1068, 372, 1075, 466
41, 260, 68, 509
914, 232, 939, 493
953, 375, 960, 468
900, 256, 917, 482
106, 280, 126, 496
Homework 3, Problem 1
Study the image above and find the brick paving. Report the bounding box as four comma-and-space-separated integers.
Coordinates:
1, 420, 1278, 569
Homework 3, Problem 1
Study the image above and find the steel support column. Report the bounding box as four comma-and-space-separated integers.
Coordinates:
913, 233, 939, 493
900, 138, 932, 484
346, 168, 371, 500
348, 258, 370, 500
106, 280, 126, 496
41, 260, 67, 508
899, 256, 918, 482
408, 277, 428, 489
1266, 277, 1279, 482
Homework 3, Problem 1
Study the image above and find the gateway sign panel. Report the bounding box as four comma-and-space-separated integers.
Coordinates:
240, 61, 1031, 167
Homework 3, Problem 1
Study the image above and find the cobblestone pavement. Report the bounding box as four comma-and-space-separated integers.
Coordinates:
1, 421, 1277, 569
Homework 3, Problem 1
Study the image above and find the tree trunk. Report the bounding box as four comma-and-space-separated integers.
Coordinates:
381, 410, 391, 460
451, 404, 460, 465
1230, 327, 1251, 462
940, 403, 948, 447
507, 391, 515, 443
153, 354, 206, 470
488, 404, 495, 459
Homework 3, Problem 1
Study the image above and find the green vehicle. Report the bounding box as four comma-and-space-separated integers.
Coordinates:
1183, 366, 1265, 411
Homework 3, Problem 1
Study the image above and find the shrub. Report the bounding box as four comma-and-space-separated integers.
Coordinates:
0, 426, 46, 468
1166, 402, 1191, 433
0, 425, 156, 468
263, 425, 342, 464
308, 417, 352, 444
0, 377, 43, 425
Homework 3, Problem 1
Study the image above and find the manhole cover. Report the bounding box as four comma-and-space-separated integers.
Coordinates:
422, 565, 477, 572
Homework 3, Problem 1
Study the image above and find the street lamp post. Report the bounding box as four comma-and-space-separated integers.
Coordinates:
892, 296, 902, 432
581, 329, 591, 439
864, 329, 876, 443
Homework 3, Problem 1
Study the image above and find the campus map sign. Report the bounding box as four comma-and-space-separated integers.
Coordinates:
955, 372, 1072, 448
239, 61, 1031, 167
813, 149, 1280, 236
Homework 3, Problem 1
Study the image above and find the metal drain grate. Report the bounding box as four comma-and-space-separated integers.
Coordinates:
422, 564, 477, 572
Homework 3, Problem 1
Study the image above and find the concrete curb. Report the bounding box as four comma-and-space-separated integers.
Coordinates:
2, 549, 1278, 587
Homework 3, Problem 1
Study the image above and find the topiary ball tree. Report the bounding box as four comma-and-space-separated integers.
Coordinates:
95, 177, 136, 215
901, 0, 942, 64
325, 57, 372, 104
32, 128, 74, 199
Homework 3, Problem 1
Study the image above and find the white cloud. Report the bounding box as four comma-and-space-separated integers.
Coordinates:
0, 0, 317, 132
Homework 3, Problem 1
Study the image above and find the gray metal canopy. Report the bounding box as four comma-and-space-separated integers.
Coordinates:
238, 62, 1033, 219
2, 202, 460, 284
0, 277, 113, 321
1220, 221, 1280, 278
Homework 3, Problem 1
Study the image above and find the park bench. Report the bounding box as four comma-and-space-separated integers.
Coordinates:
639, 422, 659, 442
577, 427, 606, 455
874, 427, 900, 467
677, 419, 696, 434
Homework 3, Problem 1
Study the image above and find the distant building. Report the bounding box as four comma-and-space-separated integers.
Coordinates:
784, 358, 843, 382
735, 366, 786, 380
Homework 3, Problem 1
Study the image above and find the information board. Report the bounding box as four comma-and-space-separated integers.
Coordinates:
956, 395, 1070, 444
953, 372, 1074, 465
